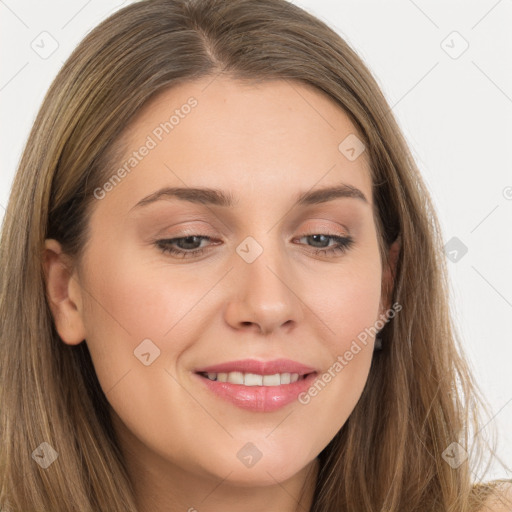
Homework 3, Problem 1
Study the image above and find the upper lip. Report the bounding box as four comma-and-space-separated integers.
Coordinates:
194, 358, 317, 376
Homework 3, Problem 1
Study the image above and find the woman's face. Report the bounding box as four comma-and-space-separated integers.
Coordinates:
46, 77, 395, 490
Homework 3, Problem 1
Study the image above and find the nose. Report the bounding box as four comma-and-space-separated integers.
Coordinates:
224, 240, 304, 335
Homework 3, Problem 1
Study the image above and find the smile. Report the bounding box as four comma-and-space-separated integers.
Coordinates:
199, 371, 306, 386
195, 370, 318, 413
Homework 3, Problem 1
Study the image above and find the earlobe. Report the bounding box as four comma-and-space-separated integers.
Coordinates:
43, 239, 86, 345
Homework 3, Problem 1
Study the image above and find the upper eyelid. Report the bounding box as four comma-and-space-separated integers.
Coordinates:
155, 218, 351, 238
142, 207, 357, 235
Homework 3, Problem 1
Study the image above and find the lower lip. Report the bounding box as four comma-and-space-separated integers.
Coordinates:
194, 372, 318, 412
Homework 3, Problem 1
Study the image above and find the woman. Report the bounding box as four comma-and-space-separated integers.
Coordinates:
0, 0, 510, 510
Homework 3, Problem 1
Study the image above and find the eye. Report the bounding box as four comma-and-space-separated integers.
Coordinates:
295, 234, 354, 257
155, 233, 354, 259
156, 235, 215, 259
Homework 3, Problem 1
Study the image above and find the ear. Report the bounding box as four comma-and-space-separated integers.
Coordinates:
43, 239, 86, 345
379, 235, 401, 315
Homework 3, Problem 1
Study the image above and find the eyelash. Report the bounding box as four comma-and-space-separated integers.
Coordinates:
155, 233, 354, 259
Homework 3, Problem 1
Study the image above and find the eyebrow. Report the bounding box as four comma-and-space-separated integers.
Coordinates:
130, 183, 368, 211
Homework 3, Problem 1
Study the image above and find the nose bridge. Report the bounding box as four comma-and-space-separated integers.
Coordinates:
225, 233, 303, 333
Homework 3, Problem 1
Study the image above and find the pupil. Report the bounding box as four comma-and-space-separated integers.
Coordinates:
179, 236, 201, 250
309, 234, 328, 247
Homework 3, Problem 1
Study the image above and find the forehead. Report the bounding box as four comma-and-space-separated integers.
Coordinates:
99, 76, 373, 212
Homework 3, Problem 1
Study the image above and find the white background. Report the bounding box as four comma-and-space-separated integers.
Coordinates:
1, 0, 511, 480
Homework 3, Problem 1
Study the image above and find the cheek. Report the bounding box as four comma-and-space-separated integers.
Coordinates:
305, 254, 383, 350
78, 243, 205, 392
83, 222, 225, 329
294, 258, 382, 440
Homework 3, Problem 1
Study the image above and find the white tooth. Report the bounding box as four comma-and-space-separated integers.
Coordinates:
280, 372, 291, 384
262, 374, 281, 386
204, 371, 302, 386
244, 373, 263, 386
227, 371, 244, 384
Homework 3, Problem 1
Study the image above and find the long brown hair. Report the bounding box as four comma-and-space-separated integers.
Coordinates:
0, 0, 508, 510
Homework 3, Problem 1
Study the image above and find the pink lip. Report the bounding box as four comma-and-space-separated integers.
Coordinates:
194, 358, 317, 376
193, 358, 318, 413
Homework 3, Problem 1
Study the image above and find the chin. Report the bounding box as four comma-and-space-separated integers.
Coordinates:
216, 466, 300, 487
199, 448, 310, 486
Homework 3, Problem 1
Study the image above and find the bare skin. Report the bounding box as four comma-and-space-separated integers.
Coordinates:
44, 76, 400, 512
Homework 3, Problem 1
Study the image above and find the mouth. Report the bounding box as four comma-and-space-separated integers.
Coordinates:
192, 359, 319, 412
193, 357, 317, 379
196, 371, 315, 386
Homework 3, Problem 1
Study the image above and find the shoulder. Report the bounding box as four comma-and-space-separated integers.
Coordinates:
478, 481, 512, 512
